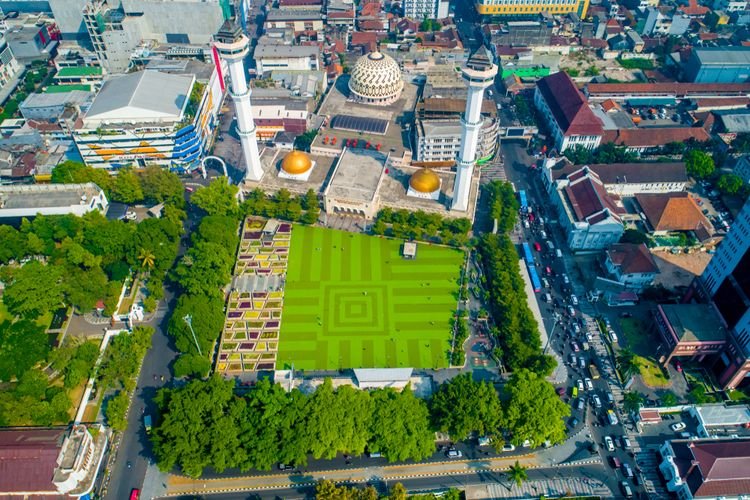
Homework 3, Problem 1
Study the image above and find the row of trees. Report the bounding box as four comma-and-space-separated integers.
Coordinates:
101, 326, 154, 431
168, 215, 240, 377
151, 371, 569, 478
316, 480, 461, 500
564, 142, 639, 165
372, 208, 472, 247
52, 161, 186, 208
479, 182, 556, 376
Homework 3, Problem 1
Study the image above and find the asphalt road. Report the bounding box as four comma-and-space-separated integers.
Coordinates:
168, 464, 610, 500
500, 141, 649, 497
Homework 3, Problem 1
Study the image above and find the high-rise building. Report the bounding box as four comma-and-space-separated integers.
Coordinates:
695, 199, 750, 389
452, 51, 496, 212
49, 0, 89, 41
475, 0, 589, 17
403, 0, 449, 19
214, 20, 264, 181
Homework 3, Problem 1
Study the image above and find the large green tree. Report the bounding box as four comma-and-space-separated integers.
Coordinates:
0, 226, 28, 263
173, 241, 233, 298
685, 150, 715, 179
3, 261, 65, 318
369, 387, 434, 462
110, 168, 144, 203
717, 173, 745, 196
191, 177, 239, 216
501, 369, 570, 446
105, 390, 131, 431
0, 320, 49, 381
168, 294, 226, 355
430, 373, 502, 440
139, 165, 185, 206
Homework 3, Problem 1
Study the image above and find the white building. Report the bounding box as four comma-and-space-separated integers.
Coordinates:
0, 35, 22, 101
73, 68, 224, 170
254, 44, 320, 74
403, 0, 450, 19
534, 72, 603, 152
641, 7, 691, 36
603, 243, 659, 290
551, 167, 625, 250
0, 183, 108, 220
415, 118, 498, 164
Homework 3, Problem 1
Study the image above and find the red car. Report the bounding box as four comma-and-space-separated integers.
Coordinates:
130, 489, 140, 500
675, 360, 682, 372
533, 242, 542, 252
185, 186, 194, 192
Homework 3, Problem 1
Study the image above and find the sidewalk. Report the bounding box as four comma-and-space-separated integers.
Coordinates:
163, 455, 540, 496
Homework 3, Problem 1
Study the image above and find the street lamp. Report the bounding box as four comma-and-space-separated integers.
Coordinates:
543, 318, 560, 355
183, 314, 203, 356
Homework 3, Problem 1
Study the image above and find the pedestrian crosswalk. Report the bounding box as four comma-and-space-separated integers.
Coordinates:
480, 160, 507, 182
470, 476, 611, 499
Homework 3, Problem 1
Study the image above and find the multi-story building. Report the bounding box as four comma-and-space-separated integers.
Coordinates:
475, 0, 590, 18
254, 44, 320, 74
550, 167, 625, 250
73, 68, 223, 170
0, 183, 108, 220
264, 9, 325, 33
0, 34, 22, 99
685, 47, 750, 84
659, 438, 750, 499
641, 7, 691, 36
483, 20, 553, 47
693, 198, 750, 390
414, 97, 498, 165
403, 0, 449, 20
251, 98, 309, 139
733, 155, 750, 184
49, 0, 89, 41
4, 21, 56, 66
534, 71, 603, 152
83, 1, 139, 73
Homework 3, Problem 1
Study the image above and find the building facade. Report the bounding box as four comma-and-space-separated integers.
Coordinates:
403, 0, 449, 19
641, 7, 691, 36
685, 47, 750, 84
0, 35, 22, 98
534, 72, 603, 152
475, 0, 590, 17
603, 243, 659, 290
73, 69, 223, 170
415, 118, 498, 164
695, 198, 750, 390
0, 182, 108, 220
254, 44, 320, 74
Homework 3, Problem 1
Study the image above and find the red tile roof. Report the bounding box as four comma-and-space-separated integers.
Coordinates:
359, 2, 381, 16
679, 0, 708, 16
587, 82, 750, 97
358, 20, 386, 31
562, 170, 623, 224
672, 439, 750, 498
0, 428, 64, 493
603, 127, 711, 148
607, 243, 659, 274
635, 192, 713, 232
550, 162, 687, 185
279, 0, 322, 5
536, 72, 604, 137
581, 38, 608, 49
351, 31, 378, 46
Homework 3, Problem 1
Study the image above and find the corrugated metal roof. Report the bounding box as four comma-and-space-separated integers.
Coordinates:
354, 368, 413, 383
695, 47, 750, 66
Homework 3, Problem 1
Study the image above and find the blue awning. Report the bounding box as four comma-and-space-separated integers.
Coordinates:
626, 98, 677, 107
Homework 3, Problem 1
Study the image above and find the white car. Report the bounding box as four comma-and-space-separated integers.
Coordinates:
502, 443, 516, 452
584, 378, 594, 391
562, 274, 570, 284
671, 422, 687, 432
577, 379, 585, 392
125, 211, 137, 221
604, 436, 615, 452
570, 295, 579, 306
446, 449, 462, 458
568, 306, 576, 317
609, 330, 618, 343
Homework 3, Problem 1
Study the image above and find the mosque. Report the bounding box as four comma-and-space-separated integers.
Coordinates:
216, 31, 496, 221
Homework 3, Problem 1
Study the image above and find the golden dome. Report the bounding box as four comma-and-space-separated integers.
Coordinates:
281, 150, 313, 175
409, 168, 440, 193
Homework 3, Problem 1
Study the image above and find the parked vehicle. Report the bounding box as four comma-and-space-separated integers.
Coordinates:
623, 462, 634, 479
584, 377, 594, 391
577, 379, 584, 392
604, 436, 615, 452
671, 422, 687, 432
446, 449, 463, 458
607, 409, 619, 425
570, 295, 579, 306
620, 480, 633, 498
592, 394, 602, 409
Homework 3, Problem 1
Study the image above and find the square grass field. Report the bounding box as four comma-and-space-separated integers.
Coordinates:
278, 225, 464, 370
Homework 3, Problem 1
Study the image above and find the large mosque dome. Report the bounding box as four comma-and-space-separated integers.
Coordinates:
281, 150, 313, 175
348, 51, 404, 106
409, 168, 441, 194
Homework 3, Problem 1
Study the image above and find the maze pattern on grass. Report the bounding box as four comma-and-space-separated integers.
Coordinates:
278, 225, 464, 370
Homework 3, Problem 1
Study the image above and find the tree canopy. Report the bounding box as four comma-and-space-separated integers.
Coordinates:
2, 261, 65, 318
685, 150, 715, 179
191, 177, 239, 216
501, 369, 570, 446
430, 373, 502, 440
717, 173, 745, 196
0, 320, 49, 382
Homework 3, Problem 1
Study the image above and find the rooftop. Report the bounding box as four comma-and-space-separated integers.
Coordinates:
716, 109, 750, 133
561, 169, 622, 223
695, 404, 750, 427
21, 90, 91, 109
604, 127, 711, 148
55, 66, 103, 77
536, 71, 603, 137
353, 368, 413, 383
550, 162, 687, 186
325, 148, 386, 203
694, 47, 750, 66
659, 304, 727, 343
671, 438, 750, 498
254, 44, 320, 59
84, 70, 194, 125
606, 243, 659, 275
586, 82, 750, 97
0, 428, 65, 493
0, 183, 104, 210
635, 192, 712, 232
266, 8, 323, 21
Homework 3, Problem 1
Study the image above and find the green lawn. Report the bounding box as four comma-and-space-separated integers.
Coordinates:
278, 226, 464, 370
0, 299, 53, 330
619, 318, 670, 388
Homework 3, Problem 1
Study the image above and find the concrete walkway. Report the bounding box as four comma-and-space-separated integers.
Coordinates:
160, 455, 541, 497
465, 476, 610, 499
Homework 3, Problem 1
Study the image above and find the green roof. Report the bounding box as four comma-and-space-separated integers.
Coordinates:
56, 67, 103, 77
43, 84, 92, 93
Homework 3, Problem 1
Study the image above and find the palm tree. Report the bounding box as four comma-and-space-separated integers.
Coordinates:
617, 348, 640, 379
507, 460, 528, 488
137, 248, 155, 272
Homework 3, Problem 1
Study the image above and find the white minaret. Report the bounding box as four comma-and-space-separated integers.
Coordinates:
214, 21, 264, 181
452, 52, 498, 212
